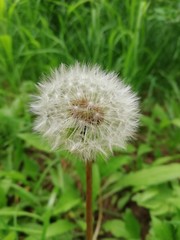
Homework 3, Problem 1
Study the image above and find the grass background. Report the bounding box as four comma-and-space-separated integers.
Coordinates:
0, 0, 180, 239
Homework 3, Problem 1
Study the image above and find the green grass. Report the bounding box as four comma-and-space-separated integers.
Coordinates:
0, 0, 180, 239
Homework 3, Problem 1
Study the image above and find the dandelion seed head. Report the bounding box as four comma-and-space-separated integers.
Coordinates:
30, 63, 140, 161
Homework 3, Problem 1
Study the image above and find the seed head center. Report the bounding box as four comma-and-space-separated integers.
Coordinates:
70, 98, 104, 125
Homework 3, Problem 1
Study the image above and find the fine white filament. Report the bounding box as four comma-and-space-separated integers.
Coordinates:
30, 63, 139, 161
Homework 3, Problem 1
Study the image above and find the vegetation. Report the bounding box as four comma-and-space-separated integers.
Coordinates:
0, 0, 179, 239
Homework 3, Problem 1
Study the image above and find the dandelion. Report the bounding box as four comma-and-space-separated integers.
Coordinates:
31, 63, 139, 161
30, 62, 139, 240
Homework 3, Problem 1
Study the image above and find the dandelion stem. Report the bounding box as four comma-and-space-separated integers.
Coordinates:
86, 161, 93, 240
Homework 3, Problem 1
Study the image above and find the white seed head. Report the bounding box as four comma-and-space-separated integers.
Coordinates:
30, 63, 140, 161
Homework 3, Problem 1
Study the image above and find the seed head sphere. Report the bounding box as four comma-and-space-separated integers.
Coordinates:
31, 63, 139, 161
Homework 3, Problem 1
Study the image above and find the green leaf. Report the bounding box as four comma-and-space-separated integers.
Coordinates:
110, 164, 180, 195
23, 157, 40, 179
0, 223, 42, 235
172, 118, 180, 128
76, 220, 86, 231
11, 184, 39, 204
124, 209, 141, 239
0, 35, 12, 60
117, 192, 131, 210
0, 0, 5, 18
100, 156, 131, 177
18, 133, 51, 152
141, 115, 155, 131
53, 191, 81, 215
46, 220, 75, 238
153, 155, 180, 166
153, 104, 169, 123
25, 237, 41, 240
0, 186, 6, 207
149, 217, 174, 240
126, 144, 136, 153
0, 208, 42, 221
132, 185, 173, 216
138, 144, 152, 156
103, 219, 129, 238
0, 171, 26, 183
92, 163, 100, 201
122, 164, 180, 187
3, 232, 17, 240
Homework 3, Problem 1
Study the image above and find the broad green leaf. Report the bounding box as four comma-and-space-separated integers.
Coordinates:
132, 186, 172, 216
102, 172, 124, 199
18, 133, 51, 152
121, 164, 180, 188
11, 184, 39, 204
46, 220, 75, 238
110, 164, 180, 195
124, 209, 141, 239
23, 157, 40, 179
153, 155, 180, 166
126, 144, 136, 153
141, 115, 155, 131
17, 223, 42, 237
0, 208, 42, 221
117, 192, 131, 210
76, 220, 86, 231
3, 232, 16, 240
53, 191, 81, 215
149, 217, 174, 240
103, 219, 129, 238
25, 237, 41, 240
138, 144, 152, 156
0, 224, 42, 235
153, 104, 169, 123
0, 0, 5, 18
0, 179, 11, 194
172, 119, 180, 128
0, 35, 13, 61
100, 156, 131, 177
0, 171, 26, 183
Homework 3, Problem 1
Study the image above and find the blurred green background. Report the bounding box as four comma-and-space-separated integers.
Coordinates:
0, 0, 180, 239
